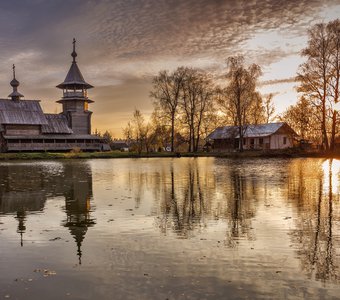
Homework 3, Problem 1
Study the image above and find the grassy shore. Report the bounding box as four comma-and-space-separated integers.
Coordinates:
0, 149, 334, 161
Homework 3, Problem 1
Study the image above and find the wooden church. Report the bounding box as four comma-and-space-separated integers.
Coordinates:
0, 39, 109, 152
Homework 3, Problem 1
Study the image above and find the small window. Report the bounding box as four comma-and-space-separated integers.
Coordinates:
259, 138, 263, 144
7, 139, 19, 144
250, 138, 254, 145
21, 139, 32, 143
283, 137, 287, 145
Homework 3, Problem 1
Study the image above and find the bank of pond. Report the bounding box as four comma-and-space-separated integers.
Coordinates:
0, 148, 337, 160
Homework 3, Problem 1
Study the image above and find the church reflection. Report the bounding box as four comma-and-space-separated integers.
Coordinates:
0, 161, 95, 264
61, 163, 95, 264
0, 164, 47, 246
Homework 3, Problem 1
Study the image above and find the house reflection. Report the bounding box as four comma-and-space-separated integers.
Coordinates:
0, 161, 96, 264
288, 158, 340, 284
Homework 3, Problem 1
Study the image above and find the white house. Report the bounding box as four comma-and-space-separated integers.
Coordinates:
208, 122, 297, 151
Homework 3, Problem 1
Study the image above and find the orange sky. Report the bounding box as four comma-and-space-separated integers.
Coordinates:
0, 0, 339, 137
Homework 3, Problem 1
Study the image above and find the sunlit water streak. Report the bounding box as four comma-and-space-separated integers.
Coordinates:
0, 157, 339, 300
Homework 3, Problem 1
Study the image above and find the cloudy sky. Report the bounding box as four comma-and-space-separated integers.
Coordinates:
0, 0, 339, 137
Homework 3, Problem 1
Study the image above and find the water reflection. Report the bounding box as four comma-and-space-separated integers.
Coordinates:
158, 163, 208, 238
0, 157, 339, 298
0, 164, 48, 246
288, 159, 340, 283
0, 161, 96, 263
62, 163, 96, 264
121, 158, 340, 284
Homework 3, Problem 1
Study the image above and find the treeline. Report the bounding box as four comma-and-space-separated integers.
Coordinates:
122, 18, 339, 152
123, 58, 275, 153
282, 19, 340, 150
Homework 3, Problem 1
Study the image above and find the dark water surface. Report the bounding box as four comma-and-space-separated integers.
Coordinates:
0, 157, 339, 300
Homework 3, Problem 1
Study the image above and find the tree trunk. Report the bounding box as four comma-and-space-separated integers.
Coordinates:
171, 113, 175, 152
321, 94, 329, 150
188, 127, 192, 152
330, 110, 337, 151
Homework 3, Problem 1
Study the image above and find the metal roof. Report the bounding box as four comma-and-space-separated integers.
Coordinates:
208, 122, 292, 139
0, 99, 48, 125
41, 114, 73, 134
56, 62, 93, 90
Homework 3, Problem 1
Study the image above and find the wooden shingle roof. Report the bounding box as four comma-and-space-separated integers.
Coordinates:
56, 62, 93, 90
0, 99, 48, 125
41, 114, 73, 134
56, 40, 93, 90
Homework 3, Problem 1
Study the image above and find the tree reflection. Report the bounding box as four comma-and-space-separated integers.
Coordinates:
158, 161, 208, 238
289, 159, 339, 283
154, 159, 260, 242
121, 157, 339, 283
224, 168, 256, 246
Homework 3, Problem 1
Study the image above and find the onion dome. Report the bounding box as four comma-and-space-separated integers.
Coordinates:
8, 64, 24, 100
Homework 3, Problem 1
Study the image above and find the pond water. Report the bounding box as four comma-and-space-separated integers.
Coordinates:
0, 157, 339, 300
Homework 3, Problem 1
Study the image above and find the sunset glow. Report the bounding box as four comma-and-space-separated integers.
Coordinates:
0, 1, 339, 137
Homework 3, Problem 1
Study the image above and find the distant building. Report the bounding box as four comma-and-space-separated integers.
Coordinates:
208, 122, 297, 151
111, 141, 129, 152
0, 39, 108, 152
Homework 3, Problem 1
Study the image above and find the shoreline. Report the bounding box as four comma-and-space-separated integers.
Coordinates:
0, 150, 337, 161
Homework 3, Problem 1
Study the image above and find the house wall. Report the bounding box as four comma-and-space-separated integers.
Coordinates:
243, 137, 270, 150
270, 134, 293, 149
212, 134, 294, 151
5, 125, 41, 136
213, 139, 236, 151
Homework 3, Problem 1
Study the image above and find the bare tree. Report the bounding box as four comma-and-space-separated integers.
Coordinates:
297, 19, 340, 151
123, 121, 134, 147
297, 23, 333, 150
181, 68, 198, 152
132, 109, 146, 154
193, 73, 215, 151
281, 96, 319, 141
149, 106, 171, 151
180, 68, 215, 152
223, 56, 262, 151
150, 68, 186, 152
248, 92, 265, 125
264, 93, 276, 123
328, 20, 340, 150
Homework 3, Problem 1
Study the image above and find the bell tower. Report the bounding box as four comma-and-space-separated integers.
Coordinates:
56, 39, 94, 135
